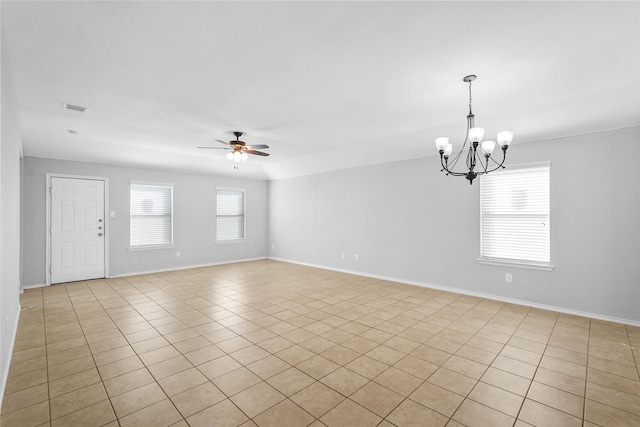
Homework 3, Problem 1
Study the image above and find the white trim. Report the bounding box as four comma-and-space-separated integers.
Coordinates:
215, 239, 247, 245
128, 244, 175, 251
130, 180, 174, 188
505, 124, 639, 147
268, 257, 640, 327
21, 283, 46, 290
477, 258, 554, 271
108, 257, 267, 278
45, 173, 110, 286
216, 186, 245, 192
0, 304, 21, 411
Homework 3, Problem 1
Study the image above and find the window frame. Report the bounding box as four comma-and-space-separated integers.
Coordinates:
477, 162, 554, 271
215, 187, 246, 244
129, 181, 174, 251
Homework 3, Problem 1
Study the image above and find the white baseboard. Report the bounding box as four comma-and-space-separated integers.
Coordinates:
20, 258, 269, 288
268, 257, 640, 327
109, 257, 268, 278
0, 304, 21, 411
21, 283, 45, 290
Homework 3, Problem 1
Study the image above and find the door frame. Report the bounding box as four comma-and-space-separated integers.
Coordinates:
45, 173, 110, 286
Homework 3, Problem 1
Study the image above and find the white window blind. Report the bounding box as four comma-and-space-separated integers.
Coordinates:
217, 189, 245, 242
480, 164, 550, 264
130, 183, 173, 248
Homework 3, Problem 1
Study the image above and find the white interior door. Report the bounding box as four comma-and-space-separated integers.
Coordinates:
50, 177, 105, 284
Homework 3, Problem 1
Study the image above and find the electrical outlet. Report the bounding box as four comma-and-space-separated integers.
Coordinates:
271, 244, 275, 250
176, 251, 181, 258
505, 273, 512, 283
355, 254, 359, 261
341, 253, 345, 259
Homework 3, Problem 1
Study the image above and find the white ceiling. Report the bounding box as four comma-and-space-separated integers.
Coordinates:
2, 1, 639, 180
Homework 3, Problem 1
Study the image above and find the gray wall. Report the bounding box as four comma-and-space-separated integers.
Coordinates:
1, 31, 23, 402
23, 157, 268, 286
268, 126, 640, 324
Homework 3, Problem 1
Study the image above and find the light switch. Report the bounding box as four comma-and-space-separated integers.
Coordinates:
110, 211, 116, 218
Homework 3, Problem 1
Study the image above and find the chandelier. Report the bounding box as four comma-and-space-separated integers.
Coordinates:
435, 75, 513, 184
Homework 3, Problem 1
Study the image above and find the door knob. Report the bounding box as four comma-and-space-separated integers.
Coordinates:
98, 233, 103, 237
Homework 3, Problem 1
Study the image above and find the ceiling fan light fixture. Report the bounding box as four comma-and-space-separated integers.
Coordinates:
198, 131, 270, 168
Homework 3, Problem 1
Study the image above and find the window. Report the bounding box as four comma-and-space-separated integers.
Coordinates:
130, 182, 173, 249
480, 164, 551, 269
216, 188, 245, 242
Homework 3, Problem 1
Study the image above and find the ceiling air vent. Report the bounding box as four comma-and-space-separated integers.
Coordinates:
62, 103, 88, 113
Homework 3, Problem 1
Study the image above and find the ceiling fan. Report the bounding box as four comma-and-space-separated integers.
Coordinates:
198, 131, 270, 166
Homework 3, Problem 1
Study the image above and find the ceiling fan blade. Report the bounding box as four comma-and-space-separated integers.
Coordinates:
245, 149, 270, 156
215, 139, 230, 145
197, 146, 228, 150
245, 144, 269, 150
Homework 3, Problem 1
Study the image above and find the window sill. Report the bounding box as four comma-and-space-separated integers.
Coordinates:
477, 257, 554, 271
216, 239, 246, 245
129, 244, 175, 251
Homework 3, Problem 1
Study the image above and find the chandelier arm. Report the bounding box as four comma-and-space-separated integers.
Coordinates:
476, 151, 508, 175
484, 152, 508, 173
448, 144, 465, 170
476, 143, 509, 174
485, 150, 506, 168
439, 155, 448, 173
443, 168, 469, 177
476, 151, 488, 173
445, 124, 471, 172
440, 155, 468, 176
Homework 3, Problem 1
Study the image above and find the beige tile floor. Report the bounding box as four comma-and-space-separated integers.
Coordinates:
1, 259, 639, 427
